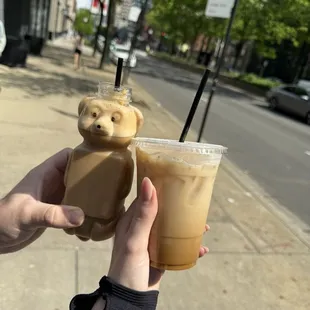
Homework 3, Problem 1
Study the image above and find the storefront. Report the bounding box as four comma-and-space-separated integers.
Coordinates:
3, 0, 51, 55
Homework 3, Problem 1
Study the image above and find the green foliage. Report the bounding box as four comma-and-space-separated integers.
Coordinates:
147, 0, 226, 44
225, 72, 282, 90
152, 51, 206, 68
74, 9, 94, 36
148, 0, 310, 59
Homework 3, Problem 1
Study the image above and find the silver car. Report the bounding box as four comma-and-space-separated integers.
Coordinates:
266, 84, 310, 125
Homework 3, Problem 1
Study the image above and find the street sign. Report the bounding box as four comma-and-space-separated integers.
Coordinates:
128, 6, 142, 22
205, 0, 234, 18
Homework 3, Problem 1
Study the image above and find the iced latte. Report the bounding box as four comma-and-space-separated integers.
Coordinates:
132, 138, 226, 270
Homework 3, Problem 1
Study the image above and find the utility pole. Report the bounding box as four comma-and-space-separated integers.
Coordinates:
93, 0, 105, 56
197, 0, 239, 142
122, 0, 149, 85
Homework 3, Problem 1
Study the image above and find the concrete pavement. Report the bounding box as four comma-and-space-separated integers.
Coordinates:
0, 41, 309, 310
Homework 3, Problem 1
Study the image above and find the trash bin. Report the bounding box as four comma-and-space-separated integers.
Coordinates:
29, 36, 45, 55
0, 35, 31, 67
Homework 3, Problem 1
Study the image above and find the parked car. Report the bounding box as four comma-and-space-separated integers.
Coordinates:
97, 35, 105, 53
0, 20, 6, 56
266, 84, 310, 125
109, 43, 137, 68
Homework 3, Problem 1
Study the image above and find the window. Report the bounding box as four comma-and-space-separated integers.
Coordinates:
283, 86, 295, 93
293, 87, 308, 97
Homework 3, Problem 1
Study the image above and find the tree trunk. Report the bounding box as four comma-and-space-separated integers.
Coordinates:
122, 0, 149, 84
196, 36, 210, 64
93, 0, 105, 56
293, 41, 307, 84
232, 40, 245, 70
188, 37, 197, 62
100, 0, 116, 69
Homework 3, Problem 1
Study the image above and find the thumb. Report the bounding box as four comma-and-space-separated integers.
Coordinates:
23, 202, 85, 229
128, 177, 158, 248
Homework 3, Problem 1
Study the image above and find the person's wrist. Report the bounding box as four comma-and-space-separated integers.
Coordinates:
99, 276, 158, 309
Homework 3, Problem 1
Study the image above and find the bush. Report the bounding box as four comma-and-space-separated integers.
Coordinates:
153, 52, 205, 69
225, 72, 281, 90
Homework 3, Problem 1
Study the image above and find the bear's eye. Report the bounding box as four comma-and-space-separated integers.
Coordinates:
92, 112, 97, 118
111, 112, 121, 123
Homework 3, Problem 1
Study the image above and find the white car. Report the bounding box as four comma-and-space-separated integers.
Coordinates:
109, 44, 137, 68
0, 20, 7, 56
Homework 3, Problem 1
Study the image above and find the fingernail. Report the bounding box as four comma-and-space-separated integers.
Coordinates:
67, 208, 84, 225
141, 177, 153, 202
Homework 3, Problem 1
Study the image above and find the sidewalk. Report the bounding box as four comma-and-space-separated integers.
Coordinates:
0, 41, 309, 310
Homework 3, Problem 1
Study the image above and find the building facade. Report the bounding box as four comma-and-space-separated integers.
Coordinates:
48, 0, 77, 39
3, 0, 51, 39
1, 0, 76, 58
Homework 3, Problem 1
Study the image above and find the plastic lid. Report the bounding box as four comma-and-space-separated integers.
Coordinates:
97, 82, 132, 105
131, 138, 227, 155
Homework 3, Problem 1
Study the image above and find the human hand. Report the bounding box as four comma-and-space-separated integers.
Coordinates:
107, 177, 210, 292
0, 148, 84, 254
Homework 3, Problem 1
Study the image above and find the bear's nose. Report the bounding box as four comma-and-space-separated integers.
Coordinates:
96, 125, 101, 129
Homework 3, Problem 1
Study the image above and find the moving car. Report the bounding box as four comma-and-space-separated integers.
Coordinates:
109, 43, 137, 68
266, 82, 310, 125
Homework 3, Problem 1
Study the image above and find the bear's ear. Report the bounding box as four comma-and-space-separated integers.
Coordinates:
133, 106, 144, 133
78, 97, 94, 116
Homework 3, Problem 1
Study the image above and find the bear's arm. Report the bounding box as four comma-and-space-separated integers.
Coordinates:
119, 157, 134, 200
64, 152, 73, 187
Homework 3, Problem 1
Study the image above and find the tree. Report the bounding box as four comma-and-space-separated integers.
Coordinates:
74, 9, 94, 36
93, 0, 105, 56
99, 0, 117, 69
148, 0, 310, 73
147, 0, 226, 60
122, 0, 150, 84
231, 0, 306, 68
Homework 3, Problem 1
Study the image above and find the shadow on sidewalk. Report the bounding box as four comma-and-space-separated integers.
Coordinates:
49, 107, 78, 119
42, 45, 99, 68
0, 67, 97, 98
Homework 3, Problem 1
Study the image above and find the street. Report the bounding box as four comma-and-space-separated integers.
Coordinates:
132, 56, 310, 227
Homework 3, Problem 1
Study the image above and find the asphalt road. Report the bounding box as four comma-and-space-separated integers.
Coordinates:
132, 56, 310, 227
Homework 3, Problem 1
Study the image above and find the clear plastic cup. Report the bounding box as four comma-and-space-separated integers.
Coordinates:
131, 138, 227, 270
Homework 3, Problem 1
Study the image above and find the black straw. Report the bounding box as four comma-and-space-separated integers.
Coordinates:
114, 58, 124, 89
179, 69, 211, 142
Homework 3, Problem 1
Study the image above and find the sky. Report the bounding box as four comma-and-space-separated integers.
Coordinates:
77, 0, 92, 9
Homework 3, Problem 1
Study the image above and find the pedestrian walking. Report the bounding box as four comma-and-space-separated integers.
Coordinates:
73, 32, 84, 70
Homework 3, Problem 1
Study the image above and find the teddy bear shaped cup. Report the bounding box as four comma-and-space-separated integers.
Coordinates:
63, 82, 144, 241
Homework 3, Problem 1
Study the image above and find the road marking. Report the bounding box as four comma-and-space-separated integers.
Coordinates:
227, 198, 235, 204
305, 151, 310, 156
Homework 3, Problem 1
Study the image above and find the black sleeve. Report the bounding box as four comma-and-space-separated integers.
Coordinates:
69, 276, 159, 310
